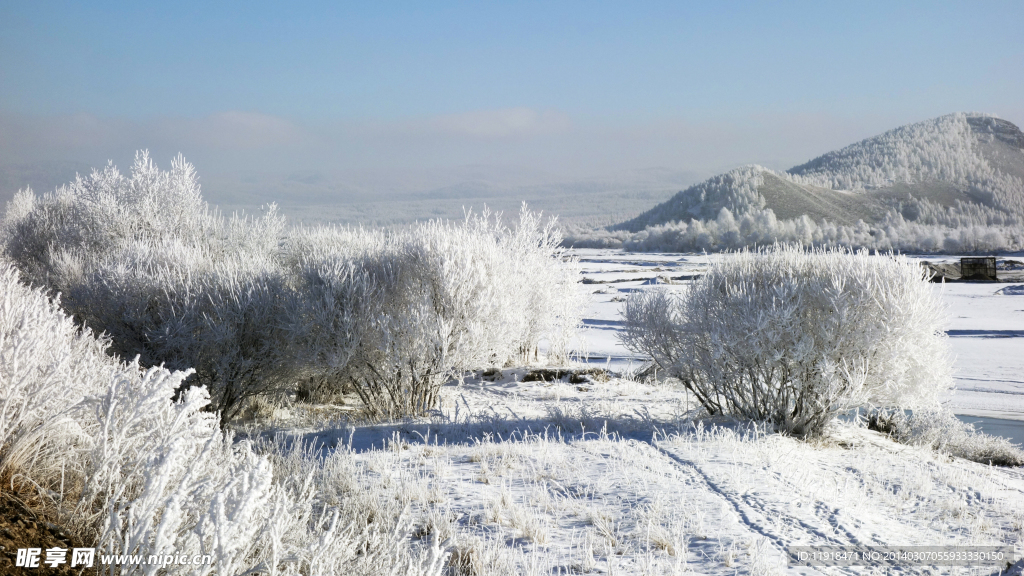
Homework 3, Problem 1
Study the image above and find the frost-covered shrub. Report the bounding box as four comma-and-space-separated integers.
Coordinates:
0, 261, 115, 488
288, 207, 583, 420
622, 245, 953, 437
333, 240, 464, 420
55, 242, 301, 422
2, 152, 293, 420
868, 409, 1024, 466
1, 152, 216, 280
1, 259, 446, 574
3, 154, 583, 421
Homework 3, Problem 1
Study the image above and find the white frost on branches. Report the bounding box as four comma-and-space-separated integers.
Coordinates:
2, 153, 585, 421
0, 260, 447, 575
621, 245, 954, 436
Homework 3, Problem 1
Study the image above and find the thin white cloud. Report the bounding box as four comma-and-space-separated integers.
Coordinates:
0, 111, 307, 166
424, 108, 571, 138
155, 111, 304, 150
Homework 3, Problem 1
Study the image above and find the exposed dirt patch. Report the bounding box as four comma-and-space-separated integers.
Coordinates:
481, 368, 503, 382
920, 261, 960, 282
521, 368, 611, 384
520, 369, 571, 382
0, 492, 93, 574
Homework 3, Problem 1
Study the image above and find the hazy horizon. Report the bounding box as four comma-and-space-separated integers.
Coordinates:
3, 2, 1023, 221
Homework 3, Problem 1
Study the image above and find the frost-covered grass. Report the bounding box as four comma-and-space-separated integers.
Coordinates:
250, 367, 1024, 576
0, 259, 448, 574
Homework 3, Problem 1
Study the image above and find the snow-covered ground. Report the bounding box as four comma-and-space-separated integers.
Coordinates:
267, 369, 1024, 576
933, 280, 1024, 422
255, 249, 1024, 575
259, 362, 1024, 576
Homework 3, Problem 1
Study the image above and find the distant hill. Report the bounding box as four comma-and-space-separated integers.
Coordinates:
614, 113, 1024, 233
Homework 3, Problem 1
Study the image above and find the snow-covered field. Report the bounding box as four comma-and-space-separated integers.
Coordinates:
254, 249, 1024, 575
275, 393, 1024, 575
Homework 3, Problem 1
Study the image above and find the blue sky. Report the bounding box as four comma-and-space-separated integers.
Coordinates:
1, 1, 1022, 200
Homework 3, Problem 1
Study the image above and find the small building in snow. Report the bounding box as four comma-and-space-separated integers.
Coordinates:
960, 257, 997, 281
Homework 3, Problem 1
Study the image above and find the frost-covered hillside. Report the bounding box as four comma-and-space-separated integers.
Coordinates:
790, 114, 1024, 217
588, 113, 1024, 253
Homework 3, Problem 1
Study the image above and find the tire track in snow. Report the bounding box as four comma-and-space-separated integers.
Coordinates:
648, 439, 863, 555
647, 442, 794, 547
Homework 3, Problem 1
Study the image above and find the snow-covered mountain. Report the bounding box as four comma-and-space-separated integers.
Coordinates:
615, 113, 1024, 233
